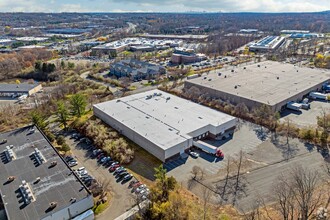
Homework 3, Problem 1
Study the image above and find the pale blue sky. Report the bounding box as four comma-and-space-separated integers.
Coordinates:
0, 0, 329, 12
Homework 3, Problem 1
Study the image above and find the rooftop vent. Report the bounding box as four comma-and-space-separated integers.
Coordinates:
258, 65, 260, 67
243, 67, 246, 69
231, 70, 234, 72
19, 180, 35, 204
277, 77, 279, 80
34, 148, 46, 165
4, 145, 16, 162
49, 202, 57, 209
7, 176, 15, 182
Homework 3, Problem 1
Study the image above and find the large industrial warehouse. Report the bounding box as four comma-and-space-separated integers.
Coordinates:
184, 61, 330, 112
0, 126, 94, 220
93, 90, 237, 162
0, 83, 42, 97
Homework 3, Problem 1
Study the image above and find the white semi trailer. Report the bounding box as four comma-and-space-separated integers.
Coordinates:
286, 101, 302, 111
309, 92, 328, 100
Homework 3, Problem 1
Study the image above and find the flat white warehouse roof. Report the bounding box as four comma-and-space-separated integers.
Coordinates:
94, 90, 236, 150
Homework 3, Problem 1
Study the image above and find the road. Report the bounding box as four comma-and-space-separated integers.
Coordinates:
228, 150, 327, 213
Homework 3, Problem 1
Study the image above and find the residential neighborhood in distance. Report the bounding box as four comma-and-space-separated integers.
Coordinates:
0, 1, 330, 220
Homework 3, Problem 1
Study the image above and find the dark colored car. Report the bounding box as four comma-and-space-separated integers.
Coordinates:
115, 169, 127, 175
122, 174, 133, 182
117, 171, 129, 178
65, 156, 74, 162
114, 167, 125, 174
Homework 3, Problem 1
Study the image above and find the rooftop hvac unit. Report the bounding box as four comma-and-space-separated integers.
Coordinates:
49, 202, 57, 209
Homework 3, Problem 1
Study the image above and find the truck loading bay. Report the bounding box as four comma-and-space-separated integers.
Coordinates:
163, 121, 329, 213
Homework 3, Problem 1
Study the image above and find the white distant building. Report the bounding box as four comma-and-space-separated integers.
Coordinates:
249, 36, 285, 52
93, 90, 237, 162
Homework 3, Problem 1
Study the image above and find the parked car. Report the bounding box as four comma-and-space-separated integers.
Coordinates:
100, 156, 111, 164
109, 164, 120, 172
115, 169, 127, 175
135, 185, 146, 193
122, 174, 133, 182
109, 161, 119, 167
114, 167, 125, 174
117, 171, 129, 178
68, 161, 78, 167
189, 151, 199, 158
132, 182, 142, 189
140, 188, 150, 195
65, 156, 74, 162
129, 180, 139, 188
0, 139, 7, 144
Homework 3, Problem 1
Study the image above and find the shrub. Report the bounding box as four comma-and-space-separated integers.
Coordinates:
61, 143, 70, 152
45, 131, 55, 142
56, 135, 65, 145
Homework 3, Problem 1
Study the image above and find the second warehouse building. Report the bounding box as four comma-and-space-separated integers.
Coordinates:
93, 90, 237, 162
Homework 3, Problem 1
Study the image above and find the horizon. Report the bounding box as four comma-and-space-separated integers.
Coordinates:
0, 0, 329, 13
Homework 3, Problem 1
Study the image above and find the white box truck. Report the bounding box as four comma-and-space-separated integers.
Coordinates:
309, 92, 328, 100
286, 101, 302, 111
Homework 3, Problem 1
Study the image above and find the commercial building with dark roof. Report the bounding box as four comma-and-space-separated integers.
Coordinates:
184, 61, 330, 112
0, 83, 42, 97
110, 59, 166, 80
0, 126, 94, 220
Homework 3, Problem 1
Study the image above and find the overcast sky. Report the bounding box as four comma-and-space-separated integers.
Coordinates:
0, 0, 329, 13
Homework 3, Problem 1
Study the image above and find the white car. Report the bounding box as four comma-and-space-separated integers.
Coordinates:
135, 185, 146, 193
77, 167, 85, 172
140, 188, 150, 195
189, 151, 199, 158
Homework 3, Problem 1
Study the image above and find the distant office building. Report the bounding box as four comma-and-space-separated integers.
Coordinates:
0, 126, 94, 220
239, 29, 259, 33
15, 37, 49, 42
91, 38, 183, 56
110, 59, 166, 80
0, 83, 42, 97
289, 33, 320, 39
248, 36, 285, 52
171, 47, 206, 64
280, 30, 310, 34
141, 34, 208, 41
0, 39, 15, 46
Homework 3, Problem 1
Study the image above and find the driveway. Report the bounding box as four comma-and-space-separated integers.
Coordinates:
65, 135, 136, 220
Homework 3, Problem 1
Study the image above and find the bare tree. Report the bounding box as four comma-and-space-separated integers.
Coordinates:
191, 166, 202, 180
291, 166, 322, 220
273, 166, 323, 220
273, 174, 295, 220
202, 186, 212, 220
234, 150, 244, 194
221, 156, 232, 201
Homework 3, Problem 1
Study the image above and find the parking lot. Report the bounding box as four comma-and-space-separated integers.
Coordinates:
281, 99, 330, 127
64, 132, 150, 220
163, 121, 329, 213
164, 121, 267, 182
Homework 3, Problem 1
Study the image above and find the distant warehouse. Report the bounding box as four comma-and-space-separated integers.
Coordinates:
93, 90, 237, 162
0, 83, 42, 97
248, 36, 285, 52
184, 61, 330, 112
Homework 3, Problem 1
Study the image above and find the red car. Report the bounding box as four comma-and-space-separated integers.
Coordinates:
132, 182, 142, 189
109, 164, 120, 172
215, 149, 224, 158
